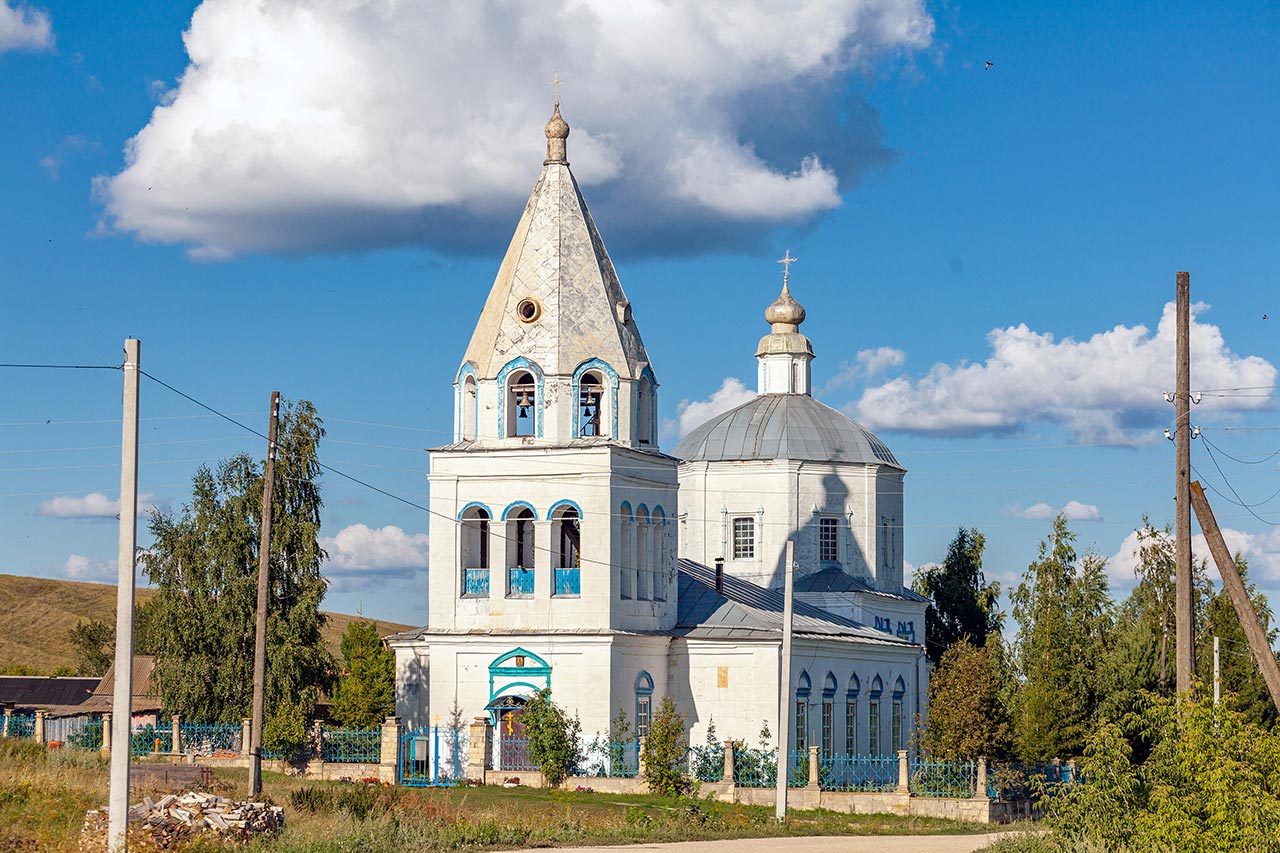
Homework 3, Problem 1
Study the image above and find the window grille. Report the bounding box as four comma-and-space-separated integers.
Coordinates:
821, 700, 833, 756
636, 696, 651, 739
732, 516, 755, 560
892, 700, 904, 754
844, 700, 857, 755
868, 701, 880, 755
795, 700, 808, 752
819, 517, 839, 562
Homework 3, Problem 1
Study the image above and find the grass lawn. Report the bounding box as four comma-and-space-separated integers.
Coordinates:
1, 740, 1006, 852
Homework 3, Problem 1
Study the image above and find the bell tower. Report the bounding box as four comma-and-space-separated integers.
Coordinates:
428, 101, 678, 635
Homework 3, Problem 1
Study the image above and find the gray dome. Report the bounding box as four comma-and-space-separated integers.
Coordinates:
673, 394, 902, 469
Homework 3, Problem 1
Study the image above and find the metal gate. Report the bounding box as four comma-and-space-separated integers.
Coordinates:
398, 725, 464, 786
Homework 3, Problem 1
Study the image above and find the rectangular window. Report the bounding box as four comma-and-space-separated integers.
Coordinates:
845, 700, 857, 755
821, 700, 833, 756
819, 518, 839, 562
636, 696, 651, 739
795, 700, 808, 752
868, 701, 880, 755
892, 700, 903, 754
732, 516, 755, 560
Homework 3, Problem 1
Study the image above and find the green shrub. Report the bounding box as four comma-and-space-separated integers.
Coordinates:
641, 696, 690, 796
521, 688, 582, 788
263, 695, 311, 759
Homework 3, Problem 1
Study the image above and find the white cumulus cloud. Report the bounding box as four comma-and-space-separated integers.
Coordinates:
854, 302, 1276, 445
0, 1, 52, 52
1012, 500, 1103, 522
1108, 524, 1280, 588
669, 377, 757, 438
824, 346, 906, 393
38, 491, 160, 519
60, 554, 117, 582
321, 523, 428, 588
93, 0, 932, 259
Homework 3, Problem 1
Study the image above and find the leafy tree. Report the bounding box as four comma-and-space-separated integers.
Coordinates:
69, 619, 114, 677
1012, 514, 1114, 760
142, 399, 334, 726
915, 527, 1002, 662
922, 637, 1013, 759
641, 696, 689, 796
330, 620, 394, 727
1197, 555, 1279, 728
521, 688, 582, 787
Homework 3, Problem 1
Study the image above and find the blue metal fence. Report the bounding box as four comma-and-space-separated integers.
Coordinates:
321, 726, 381, 763
400, 725, 464, 786
910, 756, 977, 797
553, 567, 580, 596
687, 743, 725, 782
130, 724, 172, 757
6, 713, 36, 739
818, 754, 898, 792
180, 721, 241, 755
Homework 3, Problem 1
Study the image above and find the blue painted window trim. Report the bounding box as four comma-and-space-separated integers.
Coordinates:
501, 500, 538, 521
497, 357, 545, 439
571, 358, 620, 440
869, 675, 884, 700
892, 676, 906, 700
454, 361, 478, 442
619, 501, 633, 522
846, 673, 861, 700
822, 672, 837, 698
488, 648, 551, 702
548, 499, 583, 518
458, 501, 493, 521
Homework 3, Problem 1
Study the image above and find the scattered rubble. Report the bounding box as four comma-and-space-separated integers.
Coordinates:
80, 792, 283, 850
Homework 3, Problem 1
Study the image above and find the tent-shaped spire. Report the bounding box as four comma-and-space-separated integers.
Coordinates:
461, 105, 650, 381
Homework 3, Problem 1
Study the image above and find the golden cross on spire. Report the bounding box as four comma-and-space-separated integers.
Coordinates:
551, 72, 562, 107
778, 249, 798, 288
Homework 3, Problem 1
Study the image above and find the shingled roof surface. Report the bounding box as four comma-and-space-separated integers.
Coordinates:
0, 675, 98, 711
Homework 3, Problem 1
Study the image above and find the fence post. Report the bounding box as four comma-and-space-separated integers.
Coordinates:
896, 749, 909, 794
312, 719, 324, 760
467, 717, 491, 782
807, 745, 820, 791
637, 736, 647, 780
1066, 758, 1077, 785
1051, 757, 1062, 783
380, 716, 400, 783
2, 708, 10, 738
976, 756, 988, 799
171, 714, 182, 755
241, 718, 252, 758
34, 710, 46, 745
101, 713, 112, 755
722, 740, 735, 784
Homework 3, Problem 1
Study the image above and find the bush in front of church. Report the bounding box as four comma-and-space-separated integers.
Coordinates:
642, 696, 690, 797
521, 688, 582, 787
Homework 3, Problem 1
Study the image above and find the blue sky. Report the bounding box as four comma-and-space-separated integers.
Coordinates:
1, 0, 1277, 630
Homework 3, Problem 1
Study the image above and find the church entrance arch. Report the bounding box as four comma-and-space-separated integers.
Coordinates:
487, 648, 551, 771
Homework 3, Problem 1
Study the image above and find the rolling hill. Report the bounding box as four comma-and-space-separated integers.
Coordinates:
0, 573, 413, 675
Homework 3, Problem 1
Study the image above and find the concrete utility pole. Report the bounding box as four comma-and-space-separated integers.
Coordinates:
775, 540, 795, 822
1175, 271, 1195, 695
1189, 481, 1280, 715
108, 339, 140, 853
248, 391, 280, 798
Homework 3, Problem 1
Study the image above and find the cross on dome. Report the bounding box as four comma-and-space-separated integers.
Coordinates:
778, 249, 797, 288
551, 72, 562, 107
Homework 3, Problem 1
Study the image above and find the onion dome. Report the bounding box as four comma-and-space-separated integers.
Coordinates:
544, 103, 569, 164
764, 281, 806, 331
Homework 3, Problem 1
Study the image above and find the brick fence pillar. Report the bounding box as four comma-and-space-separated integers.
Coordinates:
722, 740, 735, 784
807, 745, 821, 791
241, 719, 252, 758
379, 716, 401, 781
101, 712, 112, 754
171, 714, 182, 754
34, 710, 46, 745
2, 708, 10, 738
467, 717, 491, 782
896, 749, 910, 794
976, 756, 988, 798
638, 736, 647, 781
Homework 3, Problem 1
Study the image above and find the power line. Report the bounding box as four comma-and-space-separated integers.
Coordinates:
0, 362, 122, 370
1198, 435, 1280, 466
1193, 442, 1280, 525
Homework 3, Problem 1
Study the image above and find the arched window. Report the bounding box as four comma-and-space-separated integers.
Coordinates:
635, 671, 655, 739
845, 674, 861, 756
578, 372, 605, 437
821, 672, 837, 756
619, 503, 634, 600
507, 370, 537, 438
505, 506, 535, 597
892, 676, 906, 754
461, 373, 478, 441
460, 504, 491, 598
637, 374, 654, 446
551, 503, 581, 597
868, 675, 884, 756
651, 508, 666, 602
635, 506, 650, 600
795, 670, 811, 752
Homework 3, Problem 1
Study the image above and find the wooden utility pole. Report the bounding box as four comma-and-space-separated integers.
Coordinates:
1175, 271, 1195, 694
108, 339, 140, 853
1213, 636, 1221, 707
775, 540, 795, 822
248, 391, 280, 798
1189, 481, 1280, 715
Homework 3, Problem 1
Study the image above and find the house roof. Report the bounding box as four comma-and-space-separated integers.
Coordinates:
674, 559, 914, 645
0, 675, 98, 713
80, 655, 163, 713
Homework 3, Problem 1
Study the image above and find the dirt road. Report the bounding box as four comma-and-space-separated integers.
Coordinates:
499, 833, 1009, 853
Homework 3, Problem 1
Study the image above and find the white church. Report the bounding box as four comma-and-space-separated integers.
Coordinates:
389, 102, 928, 765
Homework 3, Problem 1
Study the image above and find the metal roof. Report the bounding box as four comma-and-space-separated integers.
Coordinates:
674, 559, 913, 645
0, 676, 98, 712
672, 394, 902, 469
792, 566, 929, 602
